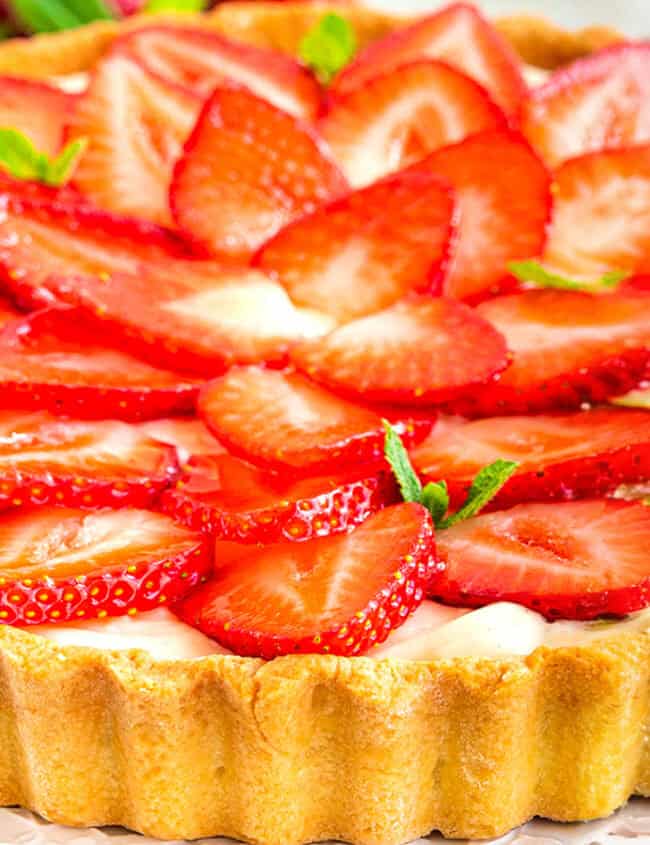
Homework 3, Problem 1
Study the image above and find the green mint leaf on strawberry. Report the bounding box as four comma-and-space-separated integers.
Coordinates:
299, 13, 357, 85
383, 421, 517, 529
0, 130, 87, 186
438, 459, 518, 529
508, 260, 629, 292
144, 0, 207, 11
11, 0, 114, 33
382, 419, 422, 503
421, 481, 449, 525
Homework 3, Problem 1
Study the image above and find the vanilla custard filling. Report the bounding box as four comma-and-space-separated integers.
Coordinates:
28, 601, 650, 661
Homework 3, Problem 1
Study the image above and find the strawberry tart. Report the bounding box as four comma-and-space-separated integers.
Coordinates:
0, 2, 649, 844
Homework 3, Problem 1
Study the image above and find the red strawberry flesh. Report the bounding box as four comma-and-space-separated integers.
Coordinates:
0, 307, 199, 420
161, 452, 398, 543
433, 499, 650, 620
254, 167, 455, 323
0, 411, 179, 511
177, 502, 437, 658
198, 367, 435, 475
115, 25, 322, 120
521, 44, 650, 167
448, 290, 650, 416
291, 296, 509, 406
0, 76, 73, 155
413, 408, 650, 507
321, 60, 506, 187
170, 87, 347, 259
0, 506, 210, 625
333, 2, 526, 114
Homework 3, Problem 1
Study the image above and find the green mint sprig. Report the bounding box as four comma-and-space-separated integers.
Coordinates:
299, 13, 357, 85
0, 129, 88, 187
508, 260, 629, 293
383, 421, 517, 529
11, 0, 113, 33
144, 0, 208, 11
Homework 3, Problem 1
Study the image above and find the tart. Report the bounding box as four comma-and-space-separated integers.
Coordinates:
0, 4, 650, 845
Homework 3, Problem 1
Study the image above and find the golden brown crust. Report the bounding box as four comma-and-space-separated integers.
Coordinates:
0, 2, 622, 79
0, 4, 640, 843
0, 624, 649, 843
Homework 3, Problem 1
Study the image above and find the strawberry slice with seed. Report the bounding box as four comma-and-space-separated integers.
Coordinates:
254, 167, 455, 323
291, 297, 509, 406
0, 77, 73, 155
333, 2, 526, 114
433, 499, 650, 620
412, 408, 650, 508
161, 453, 397, 543
0, 307, 199, 420
0, 506, 210, 626
0, 411, 179, 511
542, 145, 650, 278
322, 60, 506, 187
116, 26, 322, 120
66, 52, 201, 225
0, 187, 196, 310
198, 367, 435, 475
449, 290, 650, 417
138, 417, 225, 464
170, 87, 347, 259
419, 130, 551, 302
177, 502, 437, 658
49, 269, 335, 377
521, 44, 650, 167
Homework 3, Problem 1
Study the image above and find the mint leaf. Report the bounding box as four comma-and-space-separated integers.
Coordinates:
12, 0, 83, 33
611, 388, 650, 409
421, 481, 449, 525
61, 0, 114, 23
0, 128, 87, 187
439, 459, 518, 529
299, 13, 357, 85
44, 137, 88, 186
508, 260, 629, 292
144, 0, 207, 11
382, 420, 422, 503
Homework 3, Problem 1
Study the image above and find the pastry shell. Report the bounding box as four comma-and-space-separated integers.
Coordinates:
0, 4, 643, 843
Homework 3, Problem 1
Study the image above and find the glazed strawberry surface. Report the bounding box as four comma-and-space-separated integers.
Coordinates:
1, 4, 650, 660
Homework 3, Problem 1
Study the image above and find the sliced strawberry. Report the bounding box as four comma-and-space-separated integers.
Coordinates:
177, 502, 436, 657
170, 87, 347, 259
0, 77, 73, 155
161, 453, 397, 543
521, 44, 650, 167
542, 146, 650, 278
0, 307, 199, 420
254, 168, 455, 323
138, 417, 225, 463
333, 3, 526, 114
433, 499, 650, 620
0, 188, 196, 310
448, 290, 650, 417
0, 411, 179, 511
412, 408, 650, 508
66, 52, 201, 225
198, 367, 435, 475
0, 295, 20, 328
49, 269, 335, 377
115, 26, 321, 120
291, 297, 509, 406
0, 506, 210, 626
418, 130, 551, 302
321, 60, 506, 187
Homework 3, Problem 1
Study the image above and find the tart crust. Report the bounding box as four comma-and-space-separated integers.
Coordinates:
0, 3, 644, 843
0, 2, 621, 77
